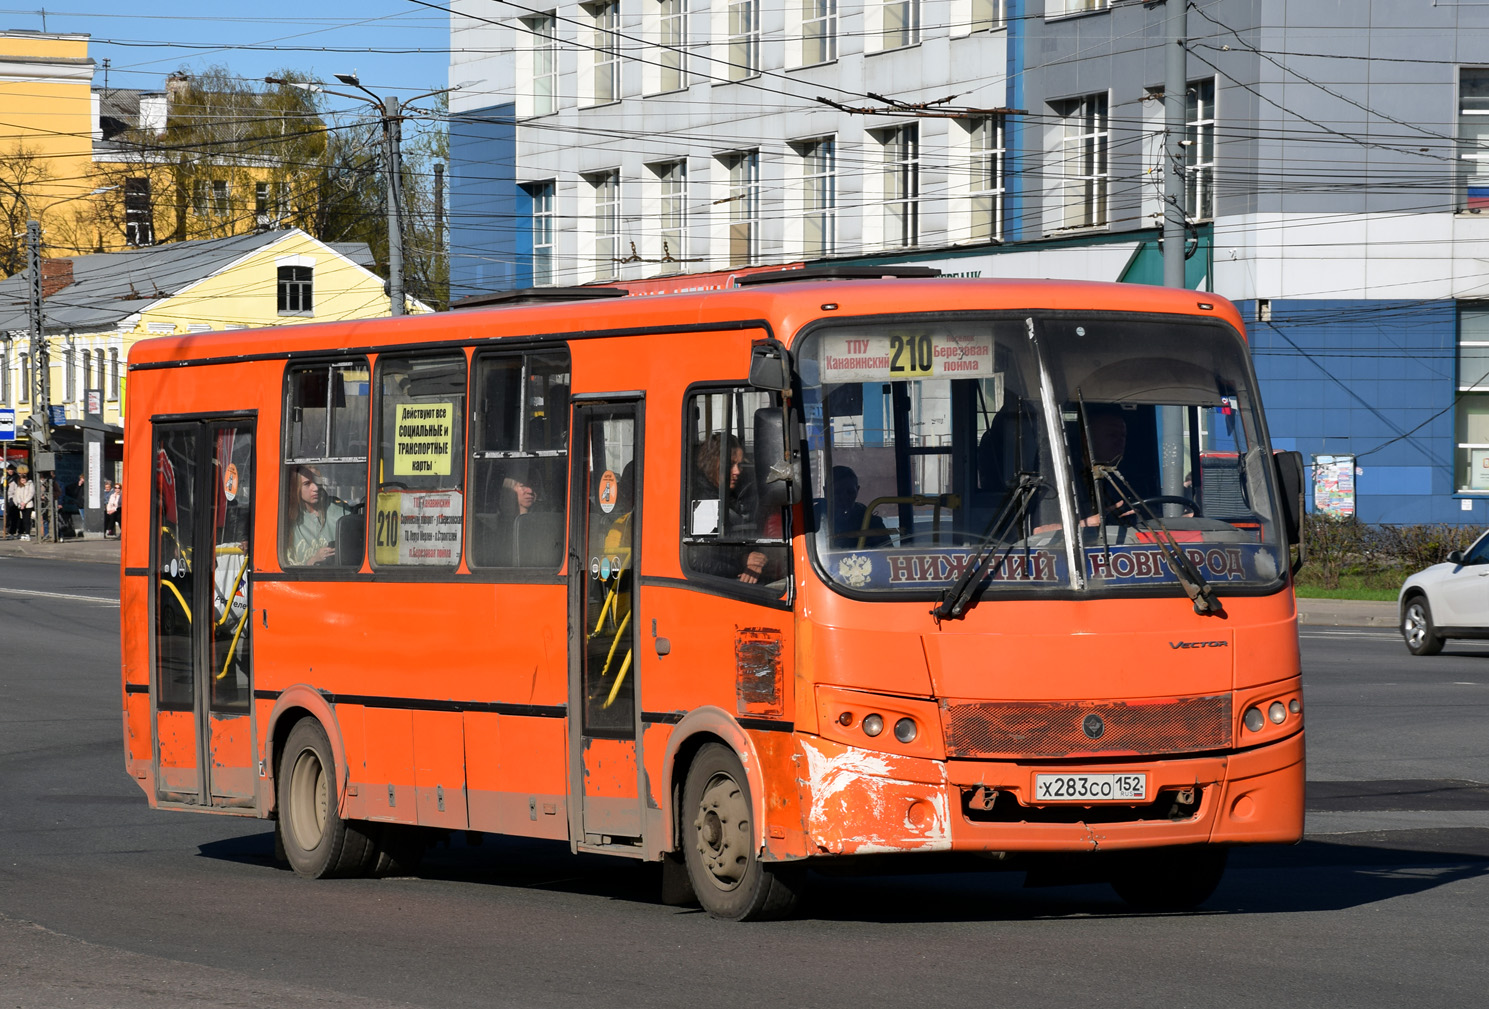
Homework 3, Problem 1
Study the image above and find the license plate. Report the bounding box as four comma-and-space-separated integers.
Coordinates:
1033, 772, 1148, 802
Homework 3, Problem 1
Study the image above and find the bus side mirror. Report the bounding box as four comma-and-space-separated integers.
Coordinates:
1274, 449, 1305, 572
749, 339, 792, 392
754, 407, 801, 508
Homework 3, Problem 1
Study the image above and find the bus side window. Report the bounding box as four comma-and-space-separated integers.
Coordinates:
372, 352, 468, 570
282, 360, 370, 569
682, 386, 790, 590
469, 349, 571, 572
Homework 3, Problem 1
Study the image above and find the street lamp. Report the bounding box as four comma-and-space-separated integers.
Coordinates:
266, 75, 466, 318
24, 184, 119, 541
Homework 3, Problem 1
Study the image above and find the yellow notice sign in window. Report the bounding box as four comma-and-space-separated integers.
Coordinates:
393, 401, 453, 476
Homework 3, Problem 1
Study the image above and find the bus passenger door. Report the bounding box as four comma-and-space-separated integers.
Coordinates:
567, 401, 643, 846
150, 419, 257, 809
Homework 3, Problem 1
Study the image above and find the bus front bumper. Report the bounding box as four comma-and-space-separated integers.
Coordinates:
790, 730, 1304, 857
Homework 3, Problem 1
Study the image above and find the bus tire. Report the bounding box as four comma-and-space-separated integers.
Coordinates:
1109, 845, 1228, 911
681, 742, 802, 921
367, 823, 426, 877
277, 718, 377, 879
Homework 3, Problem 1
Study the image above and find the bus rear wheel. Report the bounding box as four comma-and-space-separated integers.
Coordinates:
1109, 845, 1229, 911
277, 718, 377, 879
681, 743, 802, 921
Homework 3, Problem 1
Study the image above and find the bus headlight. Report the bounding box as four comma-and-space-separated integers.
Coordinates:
862, 714, 884, 737
893, 717, 918, 743
1269, 701, 1287, 724
1243, 706, 1265, 732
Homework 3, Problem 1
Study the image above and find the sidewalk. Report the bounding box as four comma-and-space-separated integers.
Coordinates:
1295, 596, 1399, 629
0, 533, 122, 565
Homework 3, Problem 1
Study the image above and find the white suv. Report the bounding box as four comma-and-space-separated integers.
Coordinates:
1399, 529, 1489, 656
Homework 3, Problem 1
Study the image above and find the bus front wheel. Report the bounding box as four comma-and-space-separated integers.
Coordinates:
277, 718, 378, 879
1109, 845, 1229, 911
681, 743, 802, 921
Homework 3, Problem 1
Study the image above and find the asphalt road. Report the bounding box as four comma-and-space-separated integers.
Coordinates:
1, 556, 1486, 1008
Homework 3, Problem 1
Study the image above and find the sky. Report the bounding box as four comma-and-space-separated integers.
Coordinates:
2, 3, 453, 103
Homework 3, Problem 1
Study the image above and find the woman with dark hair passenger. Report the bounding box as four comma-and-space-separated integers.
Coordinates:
287, 465, 346, 566
690, 433, 769, 583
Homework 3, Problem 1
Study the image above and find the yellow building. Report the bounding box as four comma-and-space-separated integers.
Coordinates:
0, 229, 427, 432
1, 28, 323, 271
0, 30, 97, 272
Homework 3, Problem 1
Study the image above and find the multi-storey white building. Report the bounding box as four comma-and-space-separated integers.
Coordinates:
450, 1, 1489, 525
449, 0, 1014, 289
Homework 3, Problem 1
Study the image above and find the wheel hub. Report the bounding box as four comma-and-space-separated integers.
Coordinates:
693, 772, 749, 890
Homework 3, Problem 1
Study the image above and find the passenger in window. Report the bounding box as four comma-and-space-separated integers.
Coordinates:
504, 472, 539, 516
287, 465, 347, 566
691, 433, 769, 583
828, 465, 891, 548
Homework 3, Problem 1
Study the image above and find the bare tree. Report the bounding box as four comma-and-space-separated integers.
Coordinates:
0, 143, 51, 278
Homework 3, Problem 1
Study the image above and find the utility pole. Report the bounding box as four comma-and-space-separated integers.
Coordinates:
1160, 0, 1189, 509
1162, 0, 1188, 290
383, 96, 405, 317
26, 220, 55, 542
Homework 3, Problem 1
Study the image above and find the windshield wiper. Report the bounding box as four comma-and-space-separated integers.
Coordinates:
1093, 463, 1225, 617
932, 472, 1043, 622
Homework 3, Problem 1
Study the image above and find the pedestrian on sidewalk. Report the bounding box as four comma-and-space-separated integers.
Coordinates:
103, 478, 121, 538
7, 465, 35, 540
2, 462, 15, 538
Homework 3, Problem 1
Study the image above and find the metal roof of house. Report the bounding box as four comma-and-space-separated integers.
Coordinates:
0, 230, 377, 335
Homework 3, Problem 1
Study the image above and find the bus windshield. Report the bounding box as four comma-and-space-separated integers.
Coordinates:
798, 314, 1285, 599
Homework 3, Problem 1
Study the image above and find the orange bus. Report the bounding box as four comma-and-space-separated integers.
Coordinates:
119, 271, 1306, 920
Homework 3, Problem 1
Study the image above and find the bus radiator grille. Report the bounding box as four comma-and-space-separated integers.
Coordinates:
943, 695, 1232, 759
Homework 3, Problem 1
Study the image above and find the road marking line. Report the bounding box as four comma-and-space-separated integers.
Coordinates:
0, 586, 119, 606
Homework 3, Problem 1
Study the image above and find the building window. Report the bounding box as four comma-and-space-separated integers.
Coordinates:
256, 181, 289, 228
969, 0, 1004, 31
802, 0, 837, 64
124, 177, 154, 246
968, 115, 1004, 242
722, 150, 759, 266
18, 353, 28, 403
194, 179, 229, 217
1058, 92, 1109, 229
1461, 69, 1489, 213
589, 171, 621, 281
524, 12, 559, 116
655, 160, 687, 273
65, 345, 75, 402
0, 348, 8, 405
880, 124, 920, 248
81, 350, 91, 404
528, 181, 556, 286
658, 0, 688, 91
882, 0, 921, 49
1186, 78, 1216, 221
278, 265, 314, 314
1457, 304, 1489, 490
1048, 0, 1108, 16
109, 348, 120, 402
799, 138, 836, 258
728, 0, 760, 81
588, 1, 621, 104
